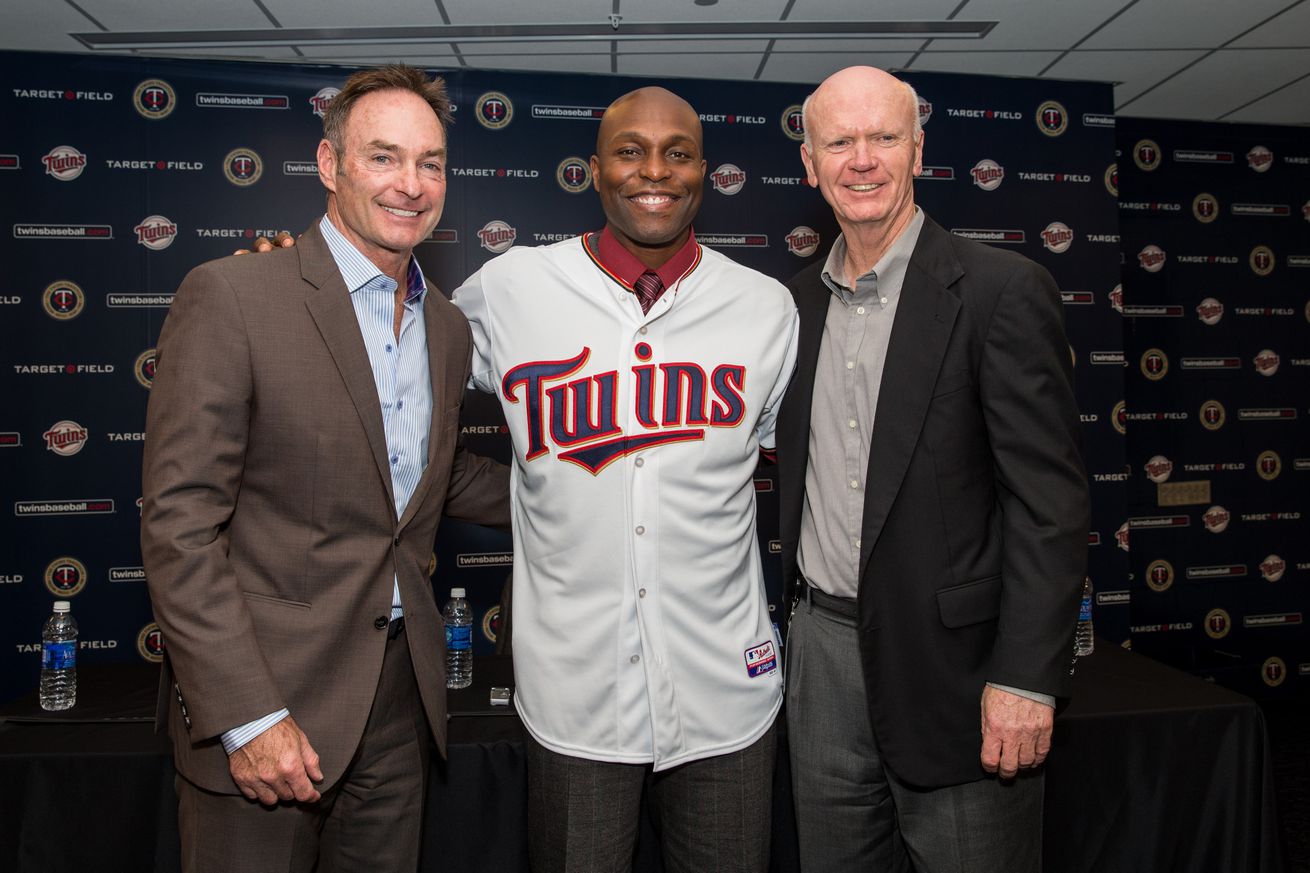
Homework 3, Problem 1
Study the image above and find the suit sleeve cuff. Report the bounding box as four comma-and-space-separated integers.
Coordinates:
220, 709, 291, 755
986, 682, 1055, 709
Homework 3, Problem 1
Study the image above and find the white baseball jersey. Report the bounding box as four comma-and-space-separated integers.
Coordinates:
453, 235, 799, 770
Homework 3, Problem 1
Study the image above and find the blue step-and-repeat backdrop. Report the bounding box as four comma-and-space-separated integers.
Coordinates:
1116, 117, 1309, 698
5, 47, 1293, 705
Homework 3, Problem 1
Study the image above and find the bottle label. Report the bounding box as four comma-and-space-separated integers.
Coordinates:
1078, 597, 1093, 621
445, 624, 472, 651
42, 641, 75, 670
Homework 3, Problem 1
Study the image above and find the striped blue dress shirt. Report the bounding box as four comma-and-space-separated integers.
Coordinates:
220, 215, 433, 754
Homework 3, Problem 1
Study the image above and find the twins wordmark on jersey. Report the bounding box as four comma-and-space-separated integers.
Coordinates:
502, 341, 748, 474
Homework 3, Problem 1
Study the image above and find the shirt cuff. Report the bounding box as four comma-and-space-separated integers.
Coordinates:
220, 709, 291, 755
986, 682, 1055, 709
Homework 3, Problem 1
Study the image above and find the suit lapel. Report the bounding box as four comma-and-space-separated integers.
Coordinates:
858, 220, 963, 579
299, 224, 398, 516
779, 265, 829, 532
397, 291, 453, 530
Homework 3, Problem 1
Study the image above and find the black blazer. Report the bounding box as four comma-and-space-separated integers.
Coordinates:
778, 216, 1090, 789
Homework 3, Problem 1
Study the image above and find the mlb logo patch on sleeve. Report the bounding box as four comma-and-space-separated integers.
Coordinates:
744, 640, 777, 678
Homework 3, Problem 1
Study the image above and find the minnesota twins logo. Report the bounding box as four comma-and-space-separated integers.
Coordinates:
1133, 139, 1161, 171
1256, 450, 1281, 480
556, 157, 591, 193
1145, 559, 1174, 592
476, 92, 513, 129
1262, 656, 1285, 687
1140, 348, 1168, 380
43, 280, 85, 320
1250, 245, 1274, 276
308, 87, 339, 117
502, 344, 748, 475
133, 79, 176, 120
45, 556, 87, 597
1204, 608, 1230, 639
223, 148, 263, 186
1104, 164, 1117, 196
781, 104, 805, 142
134, 348, 157, 389
1036, 100, 1067, 137
137, 622, 165, 663
1193, 192, 1218, 223
1199, 400, 1226, 430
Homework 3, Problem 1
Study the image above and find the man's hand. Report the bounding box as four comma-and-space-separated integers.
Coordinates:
228, 715, 324, 805
979, 685, 1053, 779
233, 230, 296, 256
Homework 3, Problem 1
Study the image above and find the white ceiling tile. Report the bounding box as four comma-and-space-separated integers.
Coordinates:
947, 0, 1128, 51
76, 0, 273, 30
620, 41, 771, 79
619, 0, 793, 22
908, 51, 1064, 77
460, 53, 613, 74
1043, 48, 1210, 102
1229, 1, 1310, 47
5, 3, 105, 52
1081, 0, 1301, 50
1116, 47, 1310, 118
757, 52, 917, 83
1221, 71, 1310, 122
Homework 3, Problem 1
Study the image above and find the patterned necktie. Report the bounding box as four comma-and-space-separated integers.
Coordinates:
633, 270, 664, 314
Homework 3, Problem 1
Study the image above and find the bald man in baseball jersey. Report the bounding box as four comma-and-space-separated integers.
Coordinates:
453, 87, 798, 873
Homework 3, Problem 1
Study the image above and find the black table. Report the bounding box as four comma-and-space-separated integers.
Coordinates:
0, 646, 1283, 873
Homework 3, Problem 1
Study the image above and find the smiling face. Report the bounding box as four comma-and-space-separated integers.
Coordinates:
317, 88, 446, 273
800, 68, 923, 243
590, 87, 707, 269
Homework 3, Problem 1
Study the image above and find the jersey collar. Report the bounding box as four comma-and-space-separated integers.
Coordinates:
584, 225, 702, 292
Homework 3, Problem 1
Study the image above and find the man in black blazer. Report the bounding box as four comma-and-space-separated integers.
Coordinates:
777, 66, 1089, 871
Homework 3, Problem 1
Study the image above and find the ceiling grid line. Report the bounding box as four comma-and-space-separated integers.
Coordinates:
1116, 0, 1308, 113
433, 0, 467, 67
1218, 68, 1310, 119
1036, 0, 1143, 77
61, 0, 107, 32
905, 0, 971, 70
752, 0, 796, 80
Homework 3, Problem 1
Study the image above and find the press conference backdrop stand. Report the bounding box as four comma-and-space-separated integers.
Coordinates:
0, 647, 1283, 873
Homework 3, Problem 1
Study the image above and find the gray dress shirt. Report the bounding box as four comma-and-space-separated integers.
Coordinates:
795, 208, 1052, 708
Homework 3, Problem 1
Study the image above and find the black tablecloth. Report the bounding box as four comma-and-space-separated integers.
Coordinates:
0, 645, 1283, 873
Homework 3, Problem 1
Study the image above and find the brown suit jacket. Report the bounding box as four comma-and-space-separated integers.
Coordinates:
141, 222, 509, 794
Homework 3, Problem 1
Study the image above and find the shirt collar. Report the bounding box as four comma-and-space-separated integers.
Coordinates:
318, 214, 427, 305
820, 207, 925, 300
590, 225, 701, 291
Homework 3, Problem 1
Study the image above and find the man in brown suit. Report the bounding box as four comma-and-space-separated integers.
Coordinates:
141, 65, 508, 871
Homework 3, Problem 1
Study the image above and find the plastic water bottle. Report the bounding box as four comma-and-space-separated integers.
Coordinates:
1074, 576, 1094, 658
40, 600, 78, 711
444, 587, 473, 689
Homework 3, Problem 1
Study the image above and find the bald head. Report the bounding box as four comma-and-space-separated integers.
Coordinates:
802, 67, 920, 150
597, 86, 703, 154
797, 65, 925, 253
589, 86, 708, 269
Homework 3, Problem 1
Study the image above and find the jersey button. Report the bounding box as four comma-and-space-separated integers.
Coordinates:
638, 588, 647, 598
856, 306, 866, 315
639, 326, 648, 335
634, 457, 644, 468
635, 525, 645, 535
629, 654, 641, 663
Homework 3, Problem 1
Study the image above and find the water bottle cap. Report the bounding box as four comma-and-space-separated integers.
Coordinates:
53, 601, 71, 613
450, 587, 466, 598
